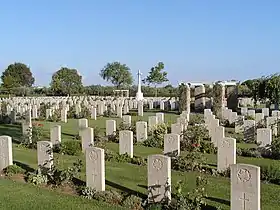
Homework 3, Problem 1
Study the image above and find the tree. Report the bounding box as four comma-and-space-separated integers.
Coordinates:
143, 62, 168, 96
50, 67, 83, 96
1, 62, 35, 88
266, 74, 280, 109
100, 62, 133, 88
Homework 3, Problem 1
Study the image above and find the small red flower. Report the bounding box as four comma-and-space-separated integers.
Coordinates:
38, 123, 43, 127
192, 144, 196, 147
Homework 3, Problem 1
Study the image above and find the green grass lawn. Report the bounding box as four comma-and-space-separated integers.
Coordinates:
0, 179, 125, 210
0, 111, 280, 210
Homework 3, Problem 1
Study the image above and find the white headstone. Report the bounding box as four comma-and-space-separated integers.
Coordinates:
217, 137, 236, 172
86, 147, 105, 191
37, 141, 53, 169
164, 134, 180, 157
119, 130, 133, 158
230, 164, 260, 210
0, 136, 13, 171
148, 155, 171, 203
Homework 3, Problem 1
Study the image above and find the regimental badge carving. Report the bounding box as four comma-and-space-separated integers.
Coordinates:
89, 150, 98, 161
237, 168, 251, 182
152, 158, 163, 171
167, 136, 175, 144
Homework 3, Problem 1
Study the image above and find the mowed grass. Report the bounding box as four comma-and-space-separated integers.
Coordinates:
0, 179, 125, 210
0, 111, 280, 209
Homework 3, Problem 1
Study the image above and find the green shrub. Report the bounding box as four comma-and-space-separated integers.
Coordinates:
270, 137, 280, 159
199, 141, 217, 154
122, 195, 143, 209
81, 187, 123, 205
172, 150, 205, 172
188, 114, 204, 125
181, 125, 209, 152
60, 141, 82, 156
261, 164, 280, 185
0, 115, 12, 124
143, 124, 167, 148
3, 164, 26, 176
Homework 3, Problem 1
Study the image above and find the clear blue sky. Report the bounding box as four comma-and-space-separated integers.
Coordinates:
0, 0, 279, 86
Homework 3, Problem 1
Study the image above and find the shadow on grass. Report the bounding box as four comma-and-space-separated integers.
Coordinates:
0, 124, 22, 143
62, 132, 76, 137
72, 177, 86, 187
14, 161, 35, 173
137, 184, 147, 190
207, 196, 230, 206
106, 180, 147, 199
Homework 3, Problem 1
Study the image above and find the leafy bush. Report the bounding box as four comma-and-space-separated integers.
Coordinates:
0, 115, 12, 124
105, 151, 147, 166
261, 164, 280, 185
21, 122, 45, 148
171, 176, 208, 210
172, 149, 205, 172
81, 187, 123, 205
188, 114, 204, 125
60, 141, 82, 156
143, 124, 167, 148
270, 137, 280, 159
237, 148, 262, 158
199, 141, 217, 154
27, 168, 48, 185
122, 195, 143, 210
27, 159, 82, 186
181, 125, 209, 152
3, 164, 26, 176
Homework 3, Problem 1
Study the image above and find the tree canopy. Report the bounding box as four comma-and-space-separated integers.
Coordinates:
143, 62, 168, 96
50, 67, 83, 95
1, 62, 35, 88
143, 62, 168, 86
100, 62, 133, 88
242, 74, 280, 107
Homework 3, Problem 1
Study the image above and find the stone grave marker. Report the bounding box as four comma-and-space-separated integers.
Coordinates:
217, 137, 236, 172
164, 134, 180, 157
37, 141, 53, 169
148, 116, 158, 132
81, 127, 94, 152
244, 120, 255, 142
230, 164, 260, 210
85, 147, 105, 191
0, 136, 13, 171
136, 121, 148, 142
50, 125, 61, 145
257, 128, 272, 147
122, 115, 132, 127
156, 113, 164, 124
106, 120, 116, 136
148, 154, 171, 203
119, 130, 133, 158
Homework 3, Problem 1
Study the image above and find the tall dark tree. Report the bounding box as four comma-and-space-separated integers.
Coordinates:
143, 62, 168, 96
100, 62, 133, 88
50, 67, 83, 95
1, 62, 35, 88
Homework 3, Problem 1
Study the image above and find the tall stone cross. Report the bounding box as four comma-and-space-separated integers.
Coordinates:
137, 70, 142, 91
136, 70, 144, 101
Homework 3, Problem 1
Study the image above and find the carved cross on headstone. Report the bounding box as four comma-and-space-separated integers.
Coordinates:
239, 192, 249, 210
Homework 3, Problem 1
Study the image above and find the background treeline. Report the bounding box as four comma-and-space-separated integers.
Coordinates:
0, 62, 279, 101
